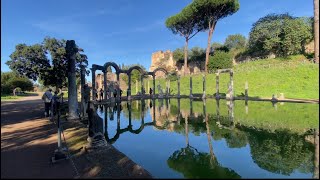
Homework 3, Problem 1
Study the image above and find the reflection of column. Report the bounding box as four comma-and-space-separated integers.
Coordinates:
91, 68, 96, 101
128, 102, 132, 127
190, 99, 193, 117
203, 99, 206, 123
205, 111, 215, 167
141, 100, 145, 124
216, 99, 220, 121
177, 98, 181, 125
314, 129, 319, 179
104, 105, 107, 134
245, 100, 248, 114
152, 99, 156, 123
103, 70, 107, 100
117, 103, 121, 130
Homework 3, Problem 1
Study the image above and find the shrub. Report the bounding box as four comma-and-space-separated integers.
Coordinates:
207, 51, 233, 72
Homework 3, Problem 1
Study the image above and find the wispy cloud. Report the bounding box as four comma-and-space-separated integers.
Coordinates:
103, 19, 164, 37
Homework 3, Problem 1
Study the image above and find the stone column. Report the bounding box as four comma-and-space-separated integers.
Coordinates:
66, 40, 79, 119
103, 70, 107, 100
128, 74, 131, 98
189, 76, 193, 98
245, 81, 248, 100
168, 79, 171, 96
117, 73, 120, 100
140, 74, 144, 97
91, 68, 96, 101
80, 65, 86, 117
230, 70, 234, 100
215, 73, 220, 99
147, 80, 150, 94
136, 80, 138, 95
177, 76, 180, 98
153, 75, 156, 98
202, 74, 206, 99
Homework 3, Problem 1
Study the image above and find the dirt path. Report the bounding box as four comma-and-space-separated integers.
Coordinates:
1, 94, 76, 178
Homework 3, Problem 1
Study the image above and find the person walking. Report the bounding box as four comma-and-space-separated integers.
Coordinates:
42, 88, 53, 117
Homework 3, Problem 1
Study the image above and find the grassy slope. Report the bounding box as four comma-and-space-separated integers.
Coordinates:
135, 55, 319, 99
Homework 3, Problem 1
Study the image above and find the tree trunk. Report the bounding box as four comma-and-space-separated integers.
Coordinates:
184, 38, 189, 75
205, 21, 216, 73
314, 0, 319, 63
66, 40, 79, 120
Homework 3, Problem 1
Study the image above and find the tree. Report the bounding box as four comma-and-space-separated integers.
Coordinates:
224, 34, 246, 50
6, 37, 89, 91
173, 47, 186, 63
1, 71, 33, 94
189, 47, 206, 62
166, 4, 205, 75
248, 14, 313, 57
121, 64, 147, 86
314, 0, 319, 63
189, 0, 240, 73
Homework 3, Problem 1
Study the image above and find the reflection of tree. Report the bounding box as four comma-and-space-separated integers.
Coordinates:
243, 127, 314, 175
167, 145, 240, 179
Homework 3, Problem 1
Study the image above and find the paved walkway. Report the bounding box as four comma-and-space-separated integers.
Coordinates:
1, 95, 76, 178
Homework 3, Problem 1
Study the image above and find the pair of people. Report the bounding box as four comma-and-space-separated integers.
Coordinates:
42, 88, 63, 117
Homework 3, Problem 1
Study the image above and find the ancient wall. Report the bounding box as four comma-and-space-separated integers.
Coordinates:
150, 50, 204, 76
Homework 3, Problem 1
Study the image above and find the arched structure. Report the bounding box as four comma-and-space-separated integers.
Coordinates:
126, 66, 147, 98
152, 68, 169, 97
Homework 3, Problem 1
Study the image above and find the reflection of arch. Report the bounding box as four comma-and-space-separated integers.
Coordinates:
103, 62, 120, 73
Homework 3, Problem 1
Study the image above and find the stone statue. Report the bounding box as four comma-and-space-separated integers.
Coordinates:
157, 84, 164, 98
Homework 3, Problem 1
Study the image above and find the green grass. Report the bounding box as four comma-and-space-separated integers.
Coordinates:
1, 92, 39, 101
132, 55, 318, 99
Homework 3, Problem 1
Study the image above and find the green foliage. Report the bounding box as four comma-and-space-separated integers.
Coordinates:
224, 34, 246, 50
211, 42, 223, 49
1, 71, 34, 94
6, 37, 89, 89
173, 48, 185, 62
207, 51, 233, 71
190, 0, 240, 25
248, 13, 313, 57
189, 47, 206, 62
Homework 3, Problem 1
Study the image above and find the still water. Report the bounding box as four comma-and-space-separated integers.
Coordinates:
94, 99, 319, 179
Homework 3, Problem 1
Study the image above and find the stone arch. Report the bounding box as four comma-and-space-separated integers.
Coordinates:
103, 62, 120, 73
127, 66, 146, 75
152, 67, 168, 77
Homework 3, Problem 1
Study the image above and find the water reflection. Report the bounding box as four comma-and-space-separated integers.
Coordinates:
96, 99, 318, 178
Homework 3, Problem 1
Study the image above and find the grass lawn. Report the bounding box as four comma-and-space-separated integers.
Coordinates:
131, 55, 318, 99
1, 92, 39, 101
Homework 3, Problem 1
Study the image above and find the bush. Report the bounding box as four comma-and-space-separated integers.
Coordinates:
207, 51, 233, 72
168, 71, 178, 81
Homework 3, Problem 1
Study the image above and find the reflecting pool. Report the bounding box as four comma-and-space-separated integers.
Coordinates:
94, 99, 319, 179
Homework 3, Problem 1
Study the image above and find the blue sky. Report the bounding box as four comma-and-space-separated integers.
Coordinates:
1, 0, 314, 81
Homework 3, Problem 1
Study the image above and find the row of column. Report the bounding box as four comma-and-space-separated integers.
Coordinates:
90, 68, 236, 101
